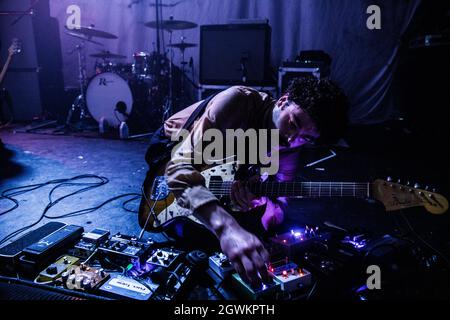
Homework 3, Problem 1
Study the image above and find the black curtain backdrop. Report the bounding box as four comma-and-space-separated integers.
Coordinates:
45, 0, 420, 124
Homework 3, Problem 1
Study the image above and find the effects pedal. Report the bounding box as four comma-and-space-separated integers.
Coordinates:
0, 222, 66, 276
72, 228, 110, 259
209, 252, 234, 279
159, 261, 194, 300
99, 275, 158, 300
269, 226, 327, 259
62, 264, 109, 291
98, 233, 153, 266
19, 225, 84, 278
37, 255, 80, 283
146, 248, 182, 269
269, 264, 312, 292
231, 273, 280, 300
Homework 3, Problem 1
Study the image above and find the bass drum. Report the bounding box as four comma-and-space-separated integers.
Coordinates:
86, 72, 133, 128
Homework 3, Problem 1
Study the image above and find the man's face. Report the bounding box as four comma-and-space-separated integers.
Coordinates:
274, 95, 320, 148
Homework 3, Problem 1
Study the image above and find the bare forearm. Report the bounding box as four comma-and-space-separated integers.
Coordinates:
194, 202, 238, 238
0, 55, 12, 84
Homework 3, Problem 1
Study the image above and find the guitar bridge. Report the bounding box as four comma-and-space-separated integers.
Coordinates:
151, 176, 170, 200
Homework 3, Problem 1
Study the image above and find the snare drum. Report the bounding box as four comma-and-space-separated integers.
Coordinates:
95, 61, 116, 74
132, 52, 151, 78
132, 51, 170, 79
95, 61, 133, 78
86, 72, 133, 128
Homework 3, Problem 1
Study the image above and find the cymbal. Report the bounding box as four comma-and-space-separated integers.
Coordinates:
167, 42, 197, 50
65, 31, 104, 46
144, 19, 197, 30
90, 51, 127, 59
64, 26, 118, 39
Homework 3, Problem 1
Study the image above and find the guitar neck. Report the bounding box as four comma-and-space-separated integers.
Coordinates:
211, 181, 372, 198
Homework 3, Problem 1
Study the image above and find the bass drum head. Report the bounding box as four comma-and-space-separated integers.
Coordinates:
86, 72, 133, 128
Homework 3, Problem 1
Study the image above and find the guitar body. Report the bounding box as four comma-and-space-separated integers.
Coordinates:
139, 160, 254, 231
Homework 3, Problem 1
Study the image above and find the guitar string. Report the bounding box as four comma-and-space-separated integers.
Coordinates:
207, 181, 372, 197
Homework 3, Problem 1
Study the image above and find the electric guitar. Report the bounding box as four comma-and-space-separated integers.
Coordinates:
0, 39, 21, 123
0, 39, 21, 85
138, 161, 448, 231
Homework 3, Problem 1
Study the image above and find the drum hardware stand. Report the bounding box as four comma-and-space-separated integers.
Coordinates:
55, 40, 96, 133
175, 36, 200, 107
178, 36, 188, 105
162, 29, 174, 123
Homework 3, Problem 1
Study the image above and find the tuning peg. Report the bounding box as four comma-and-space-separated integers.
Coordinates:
406, 181, 411, 186
432, 188, 437, 193
425, 186, 429, 191
397, 179, 401, 184
414, 183, 420, 189
386, 177, 392, 182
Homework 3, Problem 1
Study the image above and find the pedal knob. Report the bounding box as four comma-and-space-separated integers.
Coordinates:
187, 250, 209, 270
61, 271, 69, 282
46, 265, 58, 275
82, 279, 92, 290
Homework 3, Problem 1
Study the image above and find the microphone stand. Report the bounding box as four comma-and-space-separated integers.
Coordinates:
9, 0, 40, 26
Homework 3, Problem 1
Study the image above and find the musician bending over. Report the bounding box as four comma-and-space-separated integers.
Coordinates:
147, 76, 349, 286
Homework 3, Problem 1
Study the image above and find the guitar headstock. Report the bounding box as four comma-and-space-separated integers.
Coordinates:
8, 38, 22, 56
372, 179, 448, 214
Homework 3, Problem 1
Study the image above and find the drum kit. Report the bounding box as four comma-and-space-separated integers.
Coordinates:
64, 16, 198, 138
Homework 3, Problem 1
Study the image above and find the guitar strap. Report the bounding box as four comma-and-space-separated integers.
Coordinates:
144, 93, 218, 176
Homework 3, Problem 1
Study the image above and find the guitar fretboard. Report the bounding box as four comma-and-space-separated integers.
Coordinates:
209, 181, 371, 198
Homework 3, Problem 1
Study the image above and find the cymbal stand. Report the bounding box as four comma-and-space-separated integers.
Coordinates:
179, 36, 188, 102
61, 40, 94, 131
162, 30, 174, 122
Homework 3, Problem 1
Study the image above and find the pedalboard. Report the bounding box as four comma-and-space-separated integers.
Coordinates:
209, 252, 234, 279
98, 233, 153, 266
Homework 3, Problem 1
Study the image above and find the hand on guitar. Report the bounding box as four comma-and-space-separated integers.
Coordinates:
196, 202, 271, 287
231, 176, 286, 231
230, 175, 265, 212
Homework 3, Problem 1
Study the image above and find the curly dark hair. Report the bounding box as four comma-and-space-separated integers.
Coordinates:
285, 76, 349, 145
